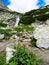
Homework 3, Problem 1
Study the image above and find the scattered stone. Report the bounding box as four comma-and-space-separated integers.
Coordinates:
6, 35, 20, 48
10, 35, 19, 40
22, 39, 31, 45
46, 20, 49, 25
0, 34, 4, 39
22, 39, 31, 42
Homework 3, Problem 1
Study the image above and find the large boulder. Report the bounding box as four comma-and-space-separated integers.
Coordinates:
33, 25, 49, 49
36, 38, 49, 49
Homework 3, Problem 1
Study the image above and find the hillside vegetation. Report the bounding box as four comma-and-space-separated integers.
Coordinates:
20, 5, 49, 24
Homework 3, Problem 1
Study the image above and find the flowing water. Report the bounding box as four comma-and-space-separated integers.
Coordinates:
14, 16, 20, 27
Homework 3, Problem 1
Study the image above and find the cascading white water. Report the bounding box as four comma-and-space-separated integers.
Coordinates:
14, 16, 20, 27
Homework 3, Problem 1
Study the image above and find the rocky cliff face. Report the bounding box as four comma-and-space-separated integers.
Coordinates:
0, 0, 22, 28
0, 8, 22, 28
0, 6, 22, 40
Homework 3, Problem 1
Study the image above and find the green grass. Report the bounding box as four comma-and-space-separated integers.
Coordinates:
0, 51, 6, 65
0, 29, 12, 40
0, 43, 42, 65
0, 23, 7, 27
14, 26, 34, 32
8, 43, 42, 65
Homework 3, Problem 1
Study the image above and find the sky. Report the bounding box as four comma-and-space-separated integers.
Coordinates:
2, 0, 49, 13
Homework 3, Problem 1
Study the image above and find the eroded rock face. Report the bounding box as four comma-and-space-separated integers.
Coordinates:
33, 25, 49, 49
0, 8, 22, 28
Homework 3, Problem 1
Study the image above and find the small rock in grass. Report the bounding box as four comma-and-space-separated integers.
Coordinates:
0, 34, 4, 39
6, 47, 15, 63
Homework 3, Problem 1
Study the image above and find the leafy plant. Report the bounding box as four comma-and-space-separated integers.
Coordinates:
14, 26, 34, 32
20, 15, 35, 25
0, 43, 42, 65
0, 29, 12, 40
0, 23, 7, 27
30, 37, 37, 47
8, 43, 42, 65
0, 51, 6, 65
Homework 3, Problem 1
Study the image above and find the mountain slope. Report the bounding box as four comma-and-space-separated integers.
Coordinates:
20, 5, 49, 24
0, 7, 23, 28
0, 5, 23, 40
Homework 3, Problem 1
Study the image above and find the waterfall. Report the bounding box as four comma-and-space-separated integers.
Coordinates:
14, 16, 20, 27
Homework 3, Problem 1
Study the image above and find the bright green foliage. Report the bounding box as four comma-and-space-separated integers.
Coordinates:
0, 44, 42, 65
8, 44, 42, 65
14, 26, 34, 32
0, 29, 12, 40
0, 23, 7, 27
0, 51, 6, 65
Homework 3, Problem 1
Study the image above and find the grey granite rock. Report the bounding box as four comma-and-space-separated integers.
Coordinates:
0, 34, 4, 39
33, 25, 49, 49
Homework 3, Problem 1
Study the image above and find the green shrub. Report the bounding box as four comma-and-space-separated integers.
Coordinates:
20, 6, 49, 24
14, 26, 34, 33
0, 44, 42, 65
8, 43, 42, 65
0, 51, 6, 65
0, 22, 7, 27
35, 14, 49, 21
20, 15, 35, 25
14, 27, 24, 32
30, 37, 37, 47
0, 29, 12, 40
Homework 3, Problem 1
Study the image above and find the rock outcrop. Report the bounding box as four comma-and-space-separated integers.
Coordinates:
0, 0, 23, 28
0, 34, 4, 39
33, 25, 49, 49
0, 8, 22, 28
